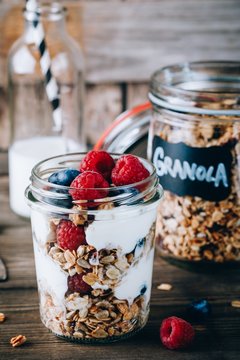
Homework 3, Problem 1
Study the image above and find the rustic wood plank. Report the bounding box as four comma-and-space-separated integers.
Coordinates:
0, 87, 9, 151
84, 0, 240, 83
127, 83, 149, 109
1, 0, 240, 149
0, 289, 240, 360
1, 0, 240, 83
1, 165, 240, 359
85, 84, 122, 145
0, 151, 8, 175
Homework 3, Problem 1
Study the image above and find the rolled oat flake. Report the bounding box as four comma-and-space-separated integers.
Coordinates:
148, 61, 240, 266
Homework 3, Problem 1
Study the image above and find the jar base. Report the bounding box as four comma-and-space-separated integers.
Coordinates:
157, 249, 240, 273
52, 325, 144, 344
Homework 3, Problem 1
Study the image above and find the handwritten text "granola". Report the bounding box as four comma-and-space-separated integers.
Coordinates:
153, 146, 229, 188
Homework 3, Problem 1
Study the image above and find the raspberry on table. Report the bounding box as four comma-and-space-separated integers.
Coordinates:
69, 171, 109, 201
68, 273, 92, 295
111, 154, 150, 186
48, 168, 80, 186
160, 316, 195, 350
56, 219, 86, 251
80, 150, 115, 180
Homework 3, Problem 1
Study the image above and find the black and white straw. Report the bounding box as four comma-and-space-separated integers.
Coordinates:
26, 0, 62, 132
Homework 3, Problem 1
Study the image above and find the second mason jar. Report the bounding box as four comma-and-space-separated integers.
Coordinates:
148, 61, 240, 267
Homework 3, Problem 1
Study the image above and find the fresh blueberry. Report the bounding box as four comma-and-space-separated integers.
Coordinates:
136, 238, 145, 248
48, 168, 80, 186
134, 238, 145, 258
140, 285, 147, 296
187, 299, 211, 320
45, 188, 73, 209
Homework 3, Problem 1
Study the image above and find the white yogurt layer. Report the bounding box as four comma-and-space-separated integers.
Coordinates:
33, 237, 67, 304
31, 210, 50, 246
85, 206, 156, 254
30, 190, 158, 311
114, 248, 155, 305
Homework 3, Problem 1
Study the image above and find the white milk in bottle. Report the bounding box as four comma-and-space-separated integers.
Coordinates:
9, 136, 83, 218
8, 2, 85, 218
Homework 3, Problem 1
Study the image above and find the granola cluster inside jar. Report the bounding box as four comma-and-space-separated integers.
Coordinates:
148, 61, 240, 266
26, 153, 161, 342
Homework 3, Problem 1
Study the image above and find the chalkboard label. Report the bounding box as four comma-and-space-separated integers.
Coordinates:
151, 136, 232, 201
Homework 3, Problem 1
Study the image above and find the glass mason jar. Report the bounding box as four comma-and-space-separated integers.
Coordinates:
25, 153, 162, 343
8, 2, 85, 218
148, 61, 240, 268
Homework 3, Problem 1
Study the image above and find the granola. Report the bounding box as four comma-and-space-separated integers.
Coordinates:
154, 102, 240, 263
34, 216, 156, 342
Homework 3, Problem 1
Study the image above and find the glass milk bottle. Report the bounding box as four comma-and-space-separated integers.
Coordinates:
8, 2, 85, 218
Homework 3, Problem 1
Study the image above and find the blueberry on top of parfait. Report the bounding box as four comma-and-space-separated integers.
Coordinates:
48, 168, 80, 186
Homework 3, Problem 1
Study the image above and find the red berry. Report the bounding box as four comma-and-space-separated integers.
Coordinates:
160, 316, 195, 350
69, 171, 109, 201
68, 273, 92, 295
56, 219, 86, 251
111, 154, 150, 186
80, 150, 115, 180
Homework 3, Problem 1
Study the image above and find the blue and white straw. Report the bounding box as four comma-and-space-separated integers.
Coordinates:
26, 0, 62, 132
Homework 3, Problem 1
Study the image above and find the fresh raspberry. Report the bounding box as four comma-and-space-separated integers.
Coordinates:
80, 150, 115, 180
111, 154, 150, 186
68, 273, 91, 295
56, 220, 86, 251
69, 171, 109, 201
160, 316, 195, 350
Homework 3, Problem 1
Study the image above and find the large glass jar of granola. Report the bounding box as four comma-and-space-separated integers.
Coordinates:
148, 61, 240, 268
25, 153, 162, 343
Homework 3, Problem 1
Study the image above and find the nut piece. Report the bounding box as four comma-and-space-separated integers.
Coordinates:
10, 335, 27, 347
157, 283, 172, 291
231, 300, 240, 308
0, 312, 5, 322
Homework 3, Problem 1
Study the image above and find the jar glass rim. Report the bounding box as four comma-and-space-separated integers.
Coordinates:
26, 152, 163, 214
149, 61, 240, 116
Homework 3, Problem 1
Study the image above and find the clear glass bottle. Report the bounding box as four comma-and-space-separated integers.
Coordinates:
148, 61, 240, 269
8, 2, 85, 218
25, 152, 162, 343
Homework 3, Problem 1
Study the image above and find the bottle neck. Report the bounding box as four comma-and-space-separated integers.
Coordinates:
23, 3, 66, 40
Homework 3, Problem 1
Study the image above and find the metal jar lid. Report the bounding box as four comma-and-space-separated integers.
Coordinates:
94, 102, 151, 158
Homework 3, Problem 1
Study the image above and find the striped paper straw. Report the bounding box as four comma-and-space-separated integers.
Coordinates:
26, 0, 62, 132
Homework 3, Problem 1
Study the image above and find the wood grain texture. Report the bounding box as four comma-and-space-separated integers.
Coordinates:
85, 84, 122, 145
0, 154, 240, 359
127, 83, 149, 109
1, 0, 240, 82
84, 0, 240, 83
0, 0, 240, 150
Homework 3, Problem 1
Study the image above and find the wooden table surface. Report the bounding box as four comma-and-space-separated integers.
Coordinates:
1, 159, 240, 360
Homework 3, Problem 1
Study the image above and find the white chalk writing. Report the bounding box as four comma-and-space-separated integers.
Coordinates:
153, 146, 228, 188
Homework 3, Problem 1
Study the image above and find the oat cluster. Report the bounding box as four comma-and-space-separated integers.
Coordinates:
37, 217, 156, 341
156, 99, 240, 263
